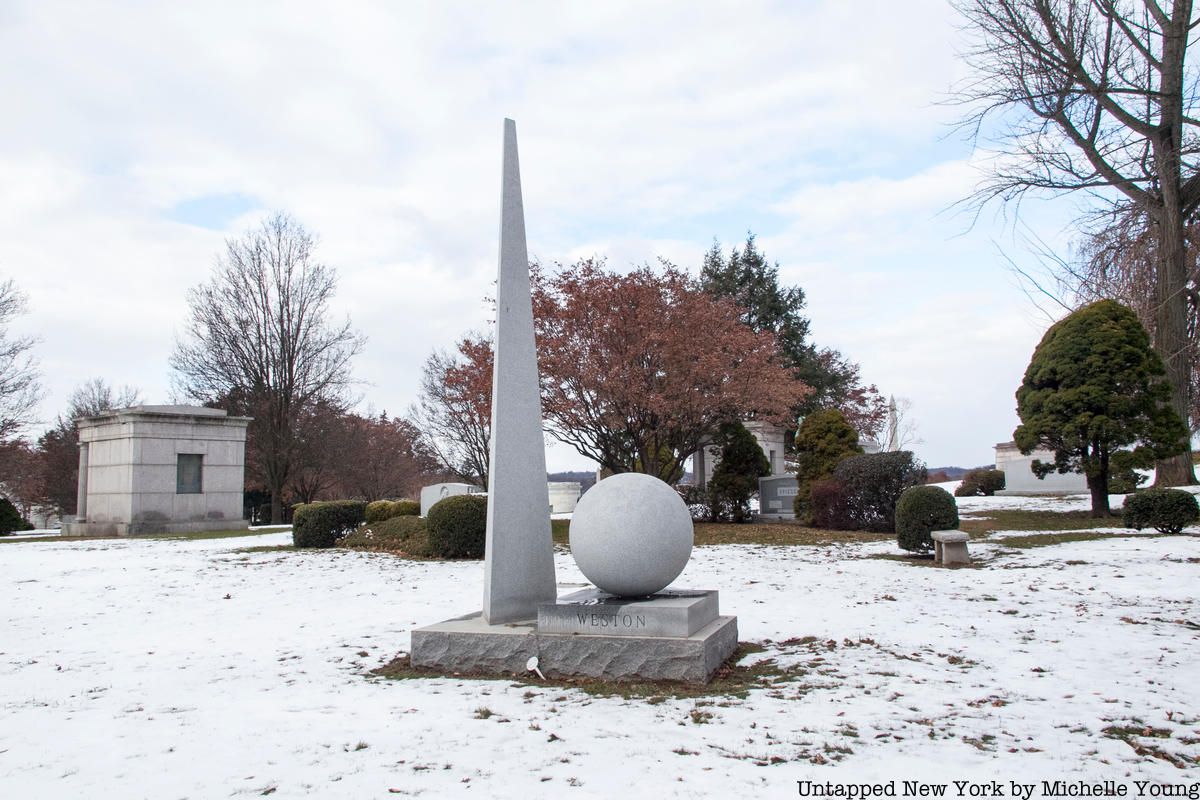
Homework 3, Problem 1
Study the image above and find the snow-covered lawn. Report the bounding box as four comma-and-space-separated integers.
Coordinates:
2, 495, 1198, 797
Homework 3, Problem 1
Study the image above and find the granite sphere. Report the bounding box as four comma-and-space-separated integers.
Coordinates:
569, 473, 693, 597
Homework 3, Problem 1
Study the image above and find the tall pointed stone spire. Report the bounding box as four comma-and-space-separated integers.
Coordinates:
481, 119, 557, 624
886, 395, 899, 452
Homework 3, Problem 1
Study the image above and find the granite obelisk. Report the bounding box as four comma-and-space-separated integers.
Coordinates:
481, 119, 557, 624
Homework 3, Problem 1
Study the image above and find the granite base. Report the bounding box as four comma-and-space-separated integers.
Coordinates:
410, 612, 738, 684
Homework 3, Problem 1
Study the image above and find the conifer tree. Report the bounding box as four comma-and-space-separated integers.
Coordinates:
700, 235, 885, 436
706, 420, 771, 523
791, 408, 862, 524
1015, 300, 1188, 516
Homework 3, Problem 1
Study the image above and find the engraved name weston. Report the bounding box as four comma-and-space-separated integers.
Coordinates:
577, 612, 648, 629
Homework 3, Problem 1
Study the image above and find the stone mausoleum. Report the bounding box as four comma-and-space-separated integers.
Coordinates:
65, 406, 251, 536
994, 441, 1087, 495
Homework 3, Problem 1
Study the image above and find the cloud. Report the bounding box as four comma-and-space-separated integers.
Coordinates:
0, 0, 1073, 470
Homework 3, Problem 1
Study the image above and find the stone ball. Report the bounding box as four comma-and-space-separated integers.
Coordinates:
569, 472, 693, 597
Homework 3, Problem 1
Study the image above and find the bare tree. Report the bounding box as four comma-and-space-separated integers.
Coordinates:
410, 335, 492, 488
1069, 207, 1200, 427
881, 396, 922, 451
171, 213, 365, 522
67, 378, 144, 419
32, 378, 145, 516
954, 0, 1200, 485
0, 278, 42, 441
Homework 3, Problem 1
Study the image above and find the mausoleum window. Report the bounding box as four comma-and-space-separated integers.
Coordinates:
177, 453, 203, 494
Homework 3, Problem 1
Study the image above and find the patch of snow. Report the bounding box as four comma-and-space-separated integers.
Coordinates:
1, 529, 1197, 795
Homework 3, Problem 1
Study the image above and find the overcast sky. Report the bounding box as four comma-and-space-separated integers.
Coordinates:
1, 1, 1083, 471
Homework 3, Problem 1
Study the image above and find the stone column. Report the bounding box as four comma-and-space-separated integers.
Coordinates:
76, 442, 89, 521
481, 118, 557, 624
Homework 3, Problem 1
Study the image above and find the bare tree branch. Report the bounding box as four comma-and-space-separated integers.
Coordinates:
170, 213, 365, 521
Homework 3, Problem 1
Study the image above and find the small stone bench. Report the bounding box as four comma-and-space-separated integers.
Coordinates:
931, 530, 970, 565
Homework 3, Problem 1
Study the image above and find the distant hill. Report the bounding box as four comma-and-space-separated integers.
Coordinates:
926, 465, 996, 482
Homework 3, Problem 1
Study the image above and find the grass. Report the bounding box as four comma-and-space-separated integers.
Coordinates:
148, 526, 290, 541
986, 530, 1177, 549
956, 508, 1191, 549
552, 518, 884, 547
865, 552, 978, 568
231, 544, 295, 554
0, 526, 288, 544
690, 522, 889, 546
372, 643, 807, 702
958, 509, 1121, 537
346, 516, 886, 559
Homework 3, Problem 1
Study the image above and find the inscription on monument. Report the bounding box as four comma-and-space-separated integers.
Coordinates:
579, 612, 648, 629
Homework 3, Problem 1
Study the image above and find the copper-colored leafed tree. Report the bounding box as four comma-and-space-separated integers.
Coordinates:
335, 412, 439, 501
412, 334, 493, 488
531, 259, 810, 481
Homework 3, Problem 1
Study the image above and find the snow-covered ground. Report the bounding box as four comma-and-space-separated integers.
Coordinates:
2, 494, 1198, 797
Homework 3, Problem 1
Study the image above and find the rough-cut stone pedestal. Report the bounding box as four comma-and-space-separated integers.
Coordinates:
412, 588, 738, 683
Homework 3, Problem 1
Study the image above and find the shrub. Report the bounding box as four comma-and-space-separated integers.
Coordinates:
393, 500, 420, 516
809, 479, 852, 530
0, 497, 28, 536
676, 484, 709, 520
364, 500, 393, 523
792, 409, 862, 524
830, 451, 927, 532
954, 468, 1005, 497
426, 494, 488, 559
340, 515, 429, 555
895, 485, 960, 553
1122, 489, 1199, 534
292, 500, 367, 548
364, 499, 422, 523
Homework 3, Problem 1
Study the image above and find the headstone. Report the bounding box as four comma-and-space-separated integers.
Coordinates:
547, 481, 581, 514
481, 119, 557, 624
758, 474, 798, 520
419, 482, 484, 518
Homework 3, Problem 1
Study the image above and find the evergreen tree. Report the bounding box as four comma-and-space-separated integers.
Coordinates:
792, 408, 862, 524
1014, 300, 1188, 516
700, 235, 810, 364
700, 234, 885, 435
0, 497, 28, 535
706, 420, 771, 523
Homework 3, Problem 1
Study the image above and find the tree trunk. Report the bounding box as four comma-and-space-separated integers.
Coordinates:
1086, 472, 1110, 518
1150, 204, 1197, 486
270, 489, 283, 525
1151, 7, 1197, 489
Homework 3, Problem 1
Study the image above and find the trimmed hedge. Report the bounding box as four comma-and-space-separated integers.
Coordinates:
292, 500, 367, 548
954, 468, 1005, 497
1122, 489, 1199, 534
809, 479, 852, 530
826, 451, 927, 532
364, 499, 421, 523
365, 500, 392, 523
426, 494, 488, 559
895, 485, 959, 553
340, 515, 430, 555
